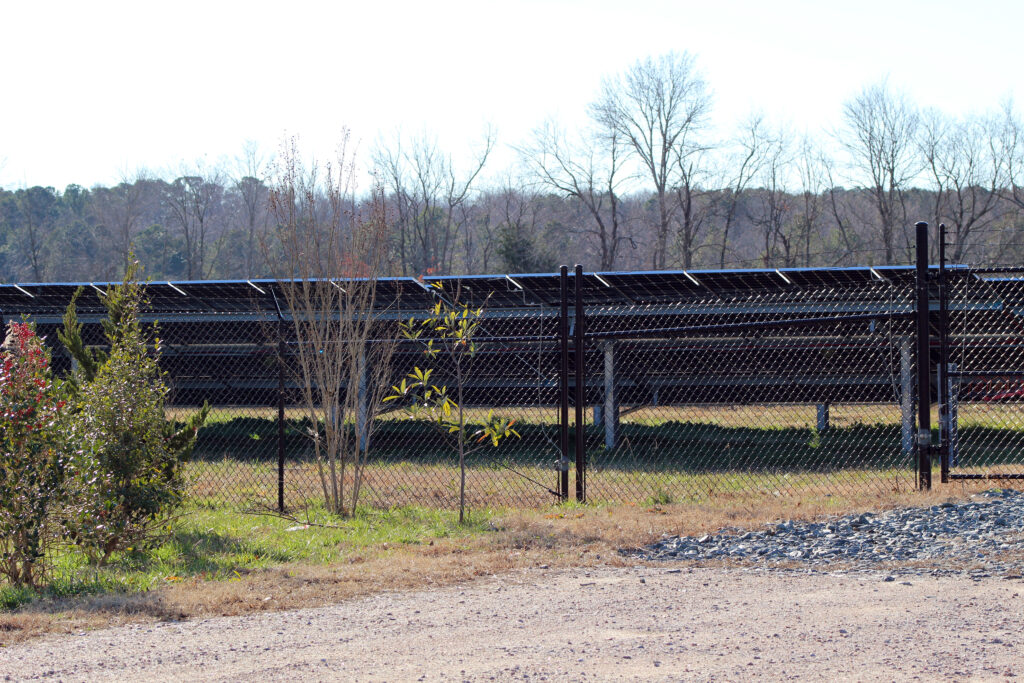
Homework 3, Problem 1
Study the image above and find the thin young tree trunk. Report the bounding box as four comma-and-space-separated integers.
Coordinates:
457, 360, 466, 524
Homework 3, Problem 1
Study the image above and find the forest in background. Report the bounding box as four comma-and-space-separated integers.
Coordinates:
4, 53, 1024, 282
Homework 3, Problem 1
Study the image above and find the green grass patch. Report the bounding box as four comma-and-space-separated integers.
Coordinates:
0, 503, 495, 611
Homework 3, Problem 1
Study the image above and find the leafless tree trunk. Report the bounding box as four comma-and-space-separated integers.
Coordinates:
93, 172, 151, 276
919, 109, 1004, 263
165, 164, 227, 279
234, 141, 272, 277
590, 51, 711, 269
717, 113, 768, 267
822, 157, 860, 265
373, 130, 493, 276
671, 144, 714, 269
518, 120, 630, 269
267, 136, 396, 516
753, 125, 795, 266
796, 136, 826, 267
839, 80, 921, 264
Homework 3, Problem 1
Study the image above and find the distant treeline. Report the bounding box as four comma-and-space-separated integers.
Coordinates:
4, 53, 1024, 281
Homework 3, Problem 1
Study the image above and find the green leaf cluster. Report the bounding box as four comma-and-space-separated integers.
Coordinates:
58, 263, 209, 564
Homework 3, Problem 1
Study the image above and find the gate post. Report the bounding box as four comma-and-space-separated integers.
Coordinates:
915, 221, 932, 490
574, 264, 586, 502
938, 223, 952, 483
277, 316, 286, 512
558, 266, 570, 501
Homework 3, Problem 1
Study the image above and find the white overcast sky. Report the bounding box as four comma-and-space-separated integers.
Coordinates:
0, 0, 1021, 189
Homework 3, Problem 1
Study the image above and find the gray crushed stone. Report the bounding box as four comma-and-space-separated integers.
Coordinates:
629, 488, 1024, 579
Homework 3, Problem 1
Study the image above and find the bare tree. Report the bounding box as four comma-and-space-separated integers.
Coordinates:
233, 141, 272, 277
997, 99, 1023, 204
839, 80, 921, 264
164, 163, 227, 279
93, 171, 151, 276
794, 135, 826, 266
822, 155, 862, 265
268, 136, 396, 516
716, 113, 769, 267
919, 109, 1004, 262
670, 131, 715, 269
590, 51, 711, 269
752, 124, 796, 266
373, 130, 494, 276
488, 175, 556, 273
518, 120, 630, 269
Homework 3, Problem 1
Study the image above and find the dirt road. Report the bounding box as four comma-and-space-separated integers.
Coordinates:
3, 566, 1022, 681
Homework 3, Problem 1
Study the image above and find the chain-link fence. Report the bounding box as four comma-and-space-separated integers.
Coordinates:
579, 269, 920, 503
5, 259, 1024, 512
946, 267, 1024, 481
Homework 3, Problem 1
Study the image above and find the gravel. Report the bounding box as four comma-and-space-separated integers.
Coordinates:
631, 488, 1024, 578
4, 491, 1024, 680
3, 567, 1023, 681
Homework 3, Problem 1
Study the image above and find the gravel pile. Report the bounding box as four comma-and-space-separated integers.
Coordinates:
632, 488, 1024, 578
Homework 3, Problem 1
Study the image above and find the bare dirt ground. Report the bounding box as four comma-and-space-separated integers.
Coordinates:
3, 565, 1022, 682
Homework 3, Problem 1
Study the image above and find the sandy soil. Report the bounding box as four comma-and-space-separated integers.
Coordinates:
2, 566, 1022, 682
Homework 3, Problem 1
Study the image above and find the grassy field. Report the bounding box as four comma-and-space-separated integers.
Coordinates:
0, 502, 492, 618
176, 400, 1024, 509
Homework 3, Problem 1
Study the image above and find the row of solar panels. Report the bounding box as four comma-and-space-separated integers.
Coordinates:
2, 265, 995, 319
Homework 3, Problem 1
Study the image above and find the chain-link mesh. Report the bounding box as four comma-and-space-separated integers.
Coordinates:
17, 265, 1022, 511
357, 302, 563, 510
579, 270, 919, 503
947, 268, 1024, 480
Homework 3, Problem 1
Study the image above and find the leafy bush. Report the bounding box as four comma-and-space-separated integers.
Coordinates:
60, 269, 207, 564
0, 322, 69, 587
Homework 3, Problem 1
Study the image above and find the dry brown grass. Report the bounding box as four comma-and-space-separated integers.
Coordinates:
2, 478, 1009, 646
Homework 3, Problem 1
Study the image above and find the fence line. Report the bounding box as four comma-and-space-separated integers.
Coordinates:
5, 231, 1024, 510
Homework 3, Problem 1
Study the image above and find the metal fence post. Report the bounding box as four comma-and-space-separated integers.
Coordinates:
901, 338, 914, 455
938, 223, 951, 483
574, 264, 586, 502
603, 341, 618, 451
277, 316, 286, 512
558, 266, 570, 500
915, 221, 933, 490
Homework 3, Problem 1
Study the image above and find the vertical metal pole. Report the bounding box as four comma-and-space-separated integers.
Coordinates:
938, 223, 951, 483
915, 221, 932, 490
948, 362, 959, 467
277, 317, 286, 512
901, 338, 914, 455
574, 264, 586, 502
816, 403, 830, 432
558, 266, 570, 501
604, 341, 618, 451
356, 355, 369, 453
